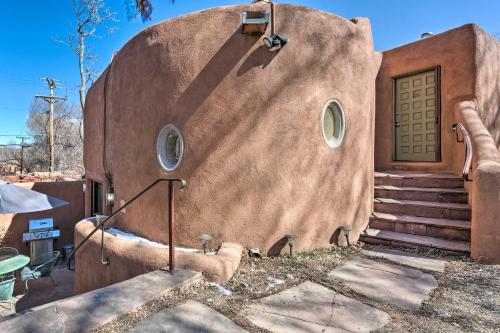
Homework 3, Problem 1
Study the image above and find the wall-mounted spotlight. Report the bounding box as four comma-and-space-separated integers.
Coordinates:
106, 186, 115, 207
252, 0, 289, 52
263, 33, 288, 52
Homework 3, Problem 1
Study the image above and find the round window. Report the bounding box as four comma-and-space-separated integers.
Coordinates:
157, 124, 184, 171
321, 100, 345, 148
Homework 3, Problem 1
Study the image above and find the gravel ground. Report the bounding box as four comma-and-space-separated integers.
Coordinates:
94, 245, 500, 333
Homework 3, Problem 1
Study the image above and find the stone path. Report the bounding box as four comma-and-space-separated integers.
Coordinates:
128, 300, 248, 333
0, 268, 202, 333
243, 281, 389, 333
361, 247, 446, 272
126, 247, 445, 332
329, 258, 438, 310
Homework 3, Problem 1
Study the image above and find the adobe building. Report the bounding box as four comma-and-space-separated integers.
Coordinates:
75, 3, 500, 293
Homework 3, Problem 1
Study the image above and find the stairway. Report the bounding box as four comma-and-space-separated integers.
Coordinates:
361, 171, 471, 254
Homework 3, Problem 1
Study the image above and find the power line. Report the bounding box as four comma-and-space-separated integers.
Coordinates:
34, 78, 67, 173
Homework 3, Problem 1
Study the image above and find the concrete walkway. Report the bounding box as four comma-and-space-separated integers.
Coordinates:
329, 258, 438, 310
244, 281, 389, 332
127, 247, 446, 332
128, 300, 248, 333
0, 268, 201, 333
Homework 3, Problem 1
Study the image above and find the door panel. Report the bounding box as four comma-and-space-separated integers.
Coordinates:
394, 69, 439, 161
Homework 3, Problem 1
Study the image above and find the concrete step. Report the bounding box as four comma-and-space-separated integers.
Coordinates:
370, 212, 471, 241
0, 268, 202, 333
374, 198, 471, 220
375, 171, 464, 188
375, 185, 468, 203
360, 228, 470, 253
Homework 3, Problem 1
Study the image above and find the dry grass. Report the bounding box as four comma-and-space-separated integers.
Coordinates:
94, 244, 500, 333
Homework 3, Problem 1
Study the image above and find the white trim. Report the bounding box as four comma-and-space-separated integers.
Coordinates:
156, 124, 184, 171
321, 100, 346, 149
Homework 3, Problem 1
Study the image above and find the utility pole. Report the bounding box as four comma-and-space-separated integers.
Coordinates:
16, 136, 31, 175
35, 78, 67, 173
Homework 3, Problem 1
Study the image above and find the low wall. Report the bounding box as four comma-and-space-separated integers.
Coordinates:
74, 220, 243, 294
456, 101, 500, 264
0, 181, 85, 256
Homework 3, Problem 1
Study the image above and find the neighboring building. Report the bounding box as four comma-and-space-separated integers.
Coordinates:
76, 3, 500, 292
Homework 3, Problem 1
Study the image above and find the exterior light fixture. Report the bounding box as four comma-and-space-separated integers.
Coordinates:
421, 32, 434, 39
285, 234, 297, 257
106, 187, 115, 207
242, 10, 270, 34
263, 34, 288, 52
199, 234, 213, 254
339, 225, 353, 248
253, 0, 289, 52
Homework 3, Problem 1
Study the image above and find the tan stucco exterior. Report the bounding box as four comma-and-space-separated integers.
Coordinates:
74, 220, 243, 294
78, 4, 500, 293
83, 4, 380, 256
375, 24, 477, 173
0, 181, 85, 255
375, 24, 500, 263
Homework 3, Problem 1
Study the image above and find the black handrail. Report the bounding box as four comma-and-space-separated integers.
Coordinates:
453, 123, 473, 181
67, 178, 187, 272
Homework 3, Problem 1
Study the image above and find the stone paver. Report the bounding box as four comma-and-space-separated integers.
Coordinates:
0, 268, 202, 333
243, 281, 389, 333
361, 247, 446, 272
329, 258, 438, 310
129, 300, 247, 333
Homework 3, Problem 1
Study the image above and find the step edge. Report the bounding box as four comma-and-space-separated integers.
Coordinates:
370, 213, 471, 230
374, 186, 468, 194
361, 229, 470, 252
374, 198, 471, 210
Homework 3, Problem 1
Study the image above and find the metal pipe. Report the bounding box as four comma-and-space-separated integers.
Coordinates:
271, 1, 275, 35
254, 0, 275, 34
168, 180, 176, 273
453, 123, 473, 181
101, 224, 109, 265
67, 178, 186, 270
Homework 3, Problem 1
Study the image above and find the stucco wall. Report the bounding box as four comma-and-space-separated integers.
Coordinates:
74, 220, 243, 294
83, 4, 380, 256
375, 25, 477, 173
473, 26, 500, 150
455, 101, 500, 264
0, 181, 85, 255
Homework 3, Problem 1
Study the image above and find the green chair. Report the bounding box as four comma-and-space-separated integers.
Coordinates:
22, 251, 60, 293
0, 247, 19, 262
0, 275, 16, 311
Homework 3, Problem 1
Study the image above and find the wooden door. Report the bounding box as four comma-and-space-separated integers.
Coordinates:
394, 69, 440, 161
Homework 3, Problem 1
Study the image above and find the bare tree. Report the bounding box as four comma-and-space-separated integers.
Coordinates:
58, 0, 117, 110
0, 100, 84, 174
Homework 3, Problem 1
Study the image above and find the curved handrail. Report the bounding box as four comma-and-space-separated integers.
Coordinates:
67, 178, 187, 271
453, 123, 473, 181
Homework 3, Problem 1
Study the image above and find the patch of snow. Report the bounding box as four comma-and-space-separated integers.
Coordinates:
105, 227, 204, 253
208, 282, 233, 296
266, 276, 286, 291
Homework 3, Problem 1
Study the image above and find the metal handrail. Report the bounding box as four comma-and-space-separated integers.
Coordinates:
67, 178, 187, 273
453, 123, 473, 181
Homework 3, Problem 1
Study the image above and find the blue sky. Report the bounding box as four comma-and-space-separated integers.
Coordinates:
1, 0, 499, 144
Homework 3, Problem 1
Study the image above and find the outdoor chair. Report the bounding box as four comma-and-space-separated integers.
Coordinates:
0, 275, 16, 311
21, 251, 60, 294
0, 247, 19, 262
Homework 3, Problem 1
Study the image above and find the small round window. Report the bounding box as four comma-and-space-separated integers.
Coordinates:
321, 100, 345, 148
157, 124, 184, 171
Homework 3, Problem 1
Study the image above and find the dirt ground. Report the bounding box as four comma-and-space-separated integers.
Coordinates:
94, 244, 500, 333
